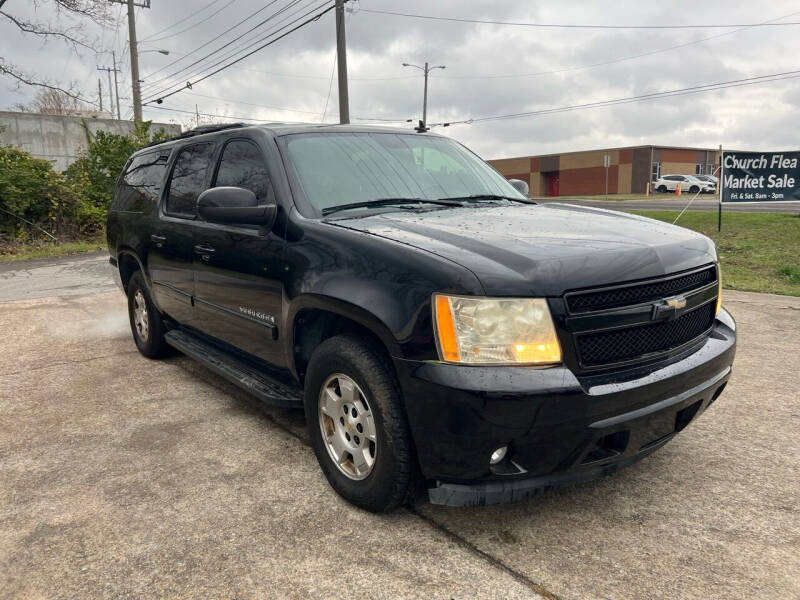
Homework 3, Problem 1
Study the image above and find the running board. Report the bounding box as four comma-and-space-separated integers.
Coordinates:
165, 329, 303, 408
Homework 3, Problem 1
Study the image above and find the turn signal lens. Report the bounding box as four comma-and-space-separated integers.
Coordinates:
716, 264, 722, 315
434, 294, 461, 362
433, 294, 562, 365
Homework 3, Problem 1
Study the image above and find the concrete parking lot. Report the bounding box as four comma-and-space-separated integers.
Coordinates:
1, 254, 798, 599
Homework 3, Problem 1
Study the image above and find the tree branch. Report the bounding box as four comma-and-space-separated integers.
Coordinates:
0, 60, 98, 107
42, 0, 112, 26
0, 10, 95, 51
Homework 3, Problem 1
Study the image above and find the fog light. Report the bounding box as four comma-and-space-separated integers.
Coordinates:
490, 446, 507, 465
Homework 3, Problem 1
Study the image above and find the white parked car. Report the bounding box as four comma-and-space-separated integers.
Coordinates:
694, 174, 719, 186
654, 174, 716, 194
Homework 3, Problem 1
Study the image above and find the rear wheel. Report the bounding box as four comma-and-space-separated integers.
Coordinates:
657, 185, 667, 193
127, 271, 170, 358
304, 335, 416, 512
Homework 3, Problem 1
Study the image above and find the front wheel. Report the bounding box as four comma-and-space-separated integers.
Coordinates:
304, 335, 417, 512
657, 185, 667, 193
689, 185, 700, 194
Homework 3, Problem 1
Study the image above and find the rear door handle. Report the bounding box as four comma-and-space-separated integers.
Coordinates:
194, 244, 215, 253
150, 234, 166, 247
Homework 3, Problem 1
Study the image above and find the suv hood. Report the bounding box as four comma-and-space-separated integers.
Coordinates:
330, 203, 717, 296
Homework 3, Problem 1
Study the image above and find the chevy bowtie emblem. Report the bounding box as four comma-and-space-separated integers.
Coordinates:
652, 296, 688, 320
666, 297, 687, 310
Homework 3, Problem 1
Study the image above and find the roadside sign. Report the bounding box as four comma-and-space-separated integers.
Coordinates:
603, 154, 610, 168
721, 151, 800, 203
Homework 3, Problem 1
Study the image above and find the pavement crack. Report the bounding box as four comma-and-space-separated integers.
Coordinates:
3, 350, 139, 377
406, 506, 560, 600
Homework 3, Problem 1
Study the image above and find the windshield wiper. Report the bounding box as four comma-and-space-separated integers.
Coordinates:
321, 197, 464, 216
438, 194, 534, 204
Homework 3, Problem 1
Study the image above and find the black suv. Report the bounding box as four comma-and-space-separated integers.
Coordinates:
107, 123, 736, 512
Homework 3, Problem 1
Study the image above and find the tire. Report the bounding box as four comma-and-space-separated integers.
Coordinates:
304, 335, 416, 512
127, 270, 171, 359
657, 185, 667, 193
689, 186, 700, 194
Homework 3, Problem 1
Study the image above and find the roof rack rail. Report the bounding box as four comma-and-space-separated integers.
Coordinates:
142, 122, 246, 149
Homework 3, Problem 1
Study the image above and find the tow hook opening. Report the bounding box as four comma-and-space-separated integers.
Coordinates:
582, 430, 630, 464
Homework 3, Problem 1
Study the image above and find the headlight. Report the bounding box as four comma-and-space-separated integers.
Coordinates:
716, 264, 722, 315
433, 294, 562, 365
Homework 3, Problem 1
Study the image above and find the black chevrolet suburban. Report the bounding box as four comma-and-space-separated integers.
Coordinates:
107, 123, 736, 512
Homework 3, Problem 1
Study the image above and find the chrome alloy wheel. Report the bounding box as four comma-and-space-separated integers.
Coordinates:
132, 289, 150, 342
318, 373, 377, 480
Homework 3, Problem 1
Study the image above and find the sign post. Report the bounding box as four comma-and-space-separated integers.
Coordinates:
604, 154, 610, 201
718, 144, 723, 232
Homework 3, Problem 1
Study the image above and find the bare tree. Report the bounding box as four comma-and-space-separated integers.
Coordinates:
0, 0, 112, 107
11, 87, 84, 115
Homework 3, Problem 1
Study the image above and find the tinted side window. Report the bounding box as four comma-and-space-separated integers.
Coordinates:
113, 151, 169, 212
166, 143, 214, 216
214, 140, 273, 203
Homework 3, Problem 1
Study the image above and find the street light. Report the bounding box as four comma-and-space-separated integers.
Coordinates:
402, 61, 445, 132
139, 48, 170, 55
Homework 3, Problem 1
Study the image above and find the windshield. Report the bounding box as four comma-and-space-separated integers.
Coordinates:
284, 132, 525, 214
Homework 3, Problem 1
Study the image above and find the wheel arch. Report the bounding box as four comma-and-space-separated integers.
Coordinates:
116, 248, 147, 294
288, 295, 402, 384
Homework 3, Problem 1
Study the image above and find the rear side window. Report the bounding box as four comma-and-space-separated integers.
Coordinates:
113, 151, 169, 212
166, 143, 215, 217
213, 140, 273, 204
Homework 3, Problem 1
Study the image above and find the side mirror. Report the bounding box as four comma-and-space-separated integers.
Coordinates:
197, 186, 276, 227
508, 178, 529, 197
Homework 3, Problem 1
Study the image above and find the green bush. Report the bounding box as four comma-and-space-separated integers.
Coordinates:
64, 120, 169, 233
0, 120, 170, 240
0, 145, 79, 238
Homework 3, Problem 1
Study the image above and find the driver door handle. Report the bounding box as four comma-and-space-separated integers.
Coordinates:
150, 234, 166, 247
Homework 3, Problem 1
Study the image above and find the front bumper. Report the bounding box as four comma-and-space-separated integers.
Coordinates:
394, 309, 736, 507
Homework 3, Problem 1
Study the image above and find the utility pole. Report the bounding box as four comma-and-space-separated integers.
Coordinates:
127, 0, 142, 122
98, 79, 103, 112
335, 0, 349, 124
112, 51, 121, 120
97, 63, 120, 117
402, 61, 446, 132
109, 0, 150, 122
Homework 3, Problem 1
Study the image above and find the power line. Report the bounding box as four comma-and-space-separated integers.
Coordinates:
359, 8, 800, 29
433, 70, 800, 126
145, 48, 417, 81
436, 10, 800, 80
321, 49, 337, 122
140, 0, 310, 95
140, 0, 219, 41
142, 2, 334, 105
142, 0, 316, 99
139, 0, 284, 83
145, 102, 406, 124
182, 90, 324, 115
144, 0, 241, 43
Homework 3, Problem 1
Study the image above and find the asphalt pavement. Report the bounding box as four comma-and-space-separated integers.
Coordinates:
1, 254, 798, 599
536, 196, 800, 212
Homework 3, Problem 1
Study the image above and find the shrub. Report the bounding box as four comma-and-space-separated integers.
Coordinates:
0, 120, 170, 240
0, 145, 79, 238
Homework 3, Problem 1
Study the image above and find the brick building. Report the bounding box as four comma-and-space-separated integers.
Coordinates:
489, 145, 721, 196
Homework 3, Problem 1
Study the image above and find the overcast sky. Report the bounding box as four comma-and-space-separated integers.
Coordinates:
2, 0, 800, 158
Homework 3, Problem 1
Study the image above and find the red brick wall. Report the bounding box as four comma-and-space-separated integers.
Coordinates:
558, 166, 619, 195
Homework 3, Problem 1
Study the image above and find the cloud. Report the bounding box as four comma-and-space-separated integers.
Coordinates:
2, 0, 799, 158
